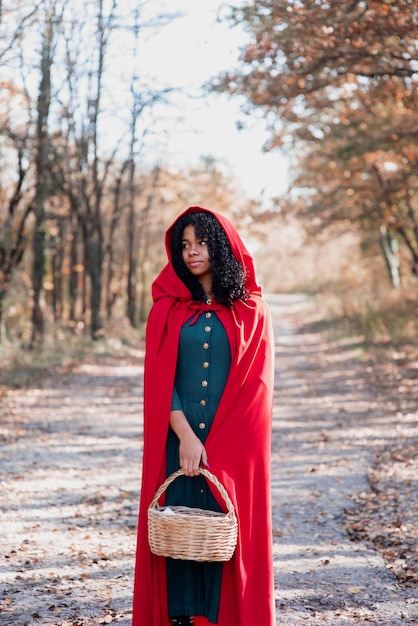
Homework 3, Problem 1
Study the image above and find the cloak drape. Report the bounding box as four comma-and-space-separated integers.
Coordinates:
132, 207, 275, 626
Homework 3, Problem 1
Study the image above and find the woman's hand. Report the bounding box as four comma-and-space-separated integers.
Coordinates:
170, 410, 208, 477
179, 431, 208, 477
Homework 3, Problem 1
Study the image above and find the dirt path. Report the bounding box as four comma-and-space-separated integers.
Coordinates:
0, 351, 144, 626
269, 294, 417, 624
1, 294, 417, 625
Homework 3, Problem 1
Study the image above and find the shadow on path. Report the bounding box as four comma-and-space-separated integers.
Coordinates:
0, 351, 144, 626
269, 293, 417, 625
1, 297, 417, 625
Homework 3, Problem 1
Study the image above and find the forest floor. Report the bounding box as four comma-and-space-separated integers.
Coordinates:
1, 293, 417, 625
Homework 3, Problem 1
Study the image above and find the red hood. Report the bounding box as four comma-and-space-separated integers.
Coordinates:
152, 206, 262, 303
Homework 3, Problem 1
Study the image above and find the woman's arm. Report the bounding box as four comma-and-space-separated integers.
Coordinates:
170, 410, 208, 477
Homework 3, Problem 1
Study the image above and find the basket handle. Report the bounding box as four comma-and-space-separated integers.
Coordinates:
149, 468, 236, 516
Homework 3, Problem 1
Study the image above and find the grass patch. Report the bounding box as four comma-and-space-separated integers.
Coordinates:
308, 286, 418, 347
0, 317, 144, 389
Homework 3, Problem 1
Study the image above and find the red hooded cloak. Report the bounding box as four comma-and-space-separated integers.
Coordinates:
132, 207, 275, 626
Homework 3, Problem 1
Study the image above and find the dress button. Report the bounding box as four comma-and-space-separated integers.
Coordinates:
203, 342, 209, 349
200, 400, 207, 406
203, 361, 209, 368
201, 380, 208, 387
206, 312, 212, 318
199, 422, 206, 429
205, 326, 211, 332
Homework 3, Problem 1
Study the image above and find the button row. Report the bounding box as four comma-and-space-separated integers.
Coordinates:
200, 319, 212, 409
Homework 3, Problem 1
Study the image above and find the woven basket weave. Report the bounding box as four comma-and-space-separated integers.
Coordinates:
148, 468, 238, 562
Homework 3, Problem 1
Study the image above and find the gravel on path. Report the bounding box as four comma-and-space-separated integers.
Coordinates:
0, 295, 417, 625
1, 352, 144, 626
270, 293, 417, 625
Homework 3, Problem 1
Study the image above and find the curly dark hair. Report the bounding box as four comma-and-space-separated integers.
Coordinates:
170, 211, 248, 307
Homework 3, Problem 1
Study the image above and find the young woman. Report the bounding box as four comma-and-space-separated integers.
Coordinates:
132, 207, 275, 626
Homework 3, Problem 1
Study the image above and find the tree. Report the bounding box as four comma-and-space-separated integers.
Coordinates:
216, 0, 418, 285
1, 0, 179, 340
48, 0, 175, 337
31, 0, 57, 345
0, 127, 33, 340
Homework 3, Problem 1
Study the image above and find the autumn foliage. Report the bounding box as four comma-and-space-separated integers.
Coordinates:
216, 0, 418, 288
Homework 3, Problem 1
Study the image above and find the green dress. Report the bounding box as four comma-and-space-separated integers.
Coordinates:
165, 310, 231, 623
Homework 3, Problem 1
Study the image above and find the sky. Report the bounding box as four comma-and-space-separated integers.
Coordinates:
139, 0, 289, 205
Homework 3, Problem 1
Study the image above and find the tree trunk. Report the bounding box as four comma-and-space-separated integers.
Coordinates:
379, 225, 401, 289
395, 223, 418, 277
69, 212, 79, 325
105, 164, 126, 320
0, 289, 4, 342
51, 219, 65, 322
31, 8, 54, 346
136, 167, 160, 324
86, 227, 103, 338
126, 164, 137, 327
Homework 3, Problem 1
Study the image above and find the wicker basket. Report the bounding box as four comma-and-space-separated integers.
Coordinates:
148, 468, 238, 562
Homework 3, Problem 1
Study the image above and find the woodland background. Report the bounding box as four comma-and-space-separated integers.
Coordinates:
1, 4, 417, 620
1, 0, 417, 363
